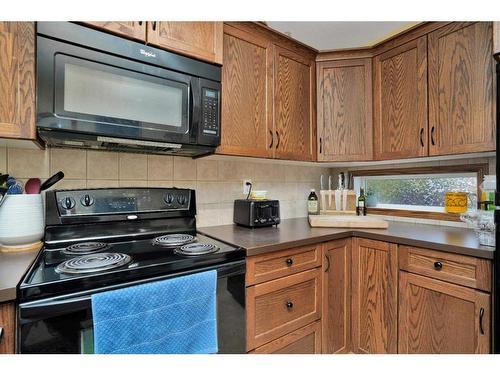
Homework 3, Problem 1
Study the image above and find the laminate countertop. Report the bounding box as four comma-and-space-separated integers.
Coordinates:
199, 217, 496, 259
0, 250, 39, 303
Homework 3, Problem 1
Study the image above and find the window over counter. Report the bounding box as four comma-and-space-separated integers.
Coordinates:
351, 164, 489, 221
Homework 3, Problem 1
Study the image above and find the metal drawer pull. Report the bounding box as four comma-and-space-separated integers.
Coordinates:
286, 301, 294, 310
434, 261, 443, 270
285, 258, 293, 267
0, 327, 3, 341
269, 130, 274, 148
324, 254, 330, 273
479, 307, 485, 335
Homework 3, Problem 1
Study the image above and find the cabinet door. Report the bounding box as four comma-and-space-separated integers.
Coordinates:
274, 46, 315, 161
399, 272, 491, 353
217, 24, 274, 158
251, 321, 322, 354
0, 302, 15, 354
351, 238, 398, 354
147, 22, 223, 64
494, 22, 500, 55
322, 239, 351, 354
0, 22, 36, 140
82, 22, 146, 41
373, 36, 428, 160
317, 59, 372, 162
428, 22, 495, 155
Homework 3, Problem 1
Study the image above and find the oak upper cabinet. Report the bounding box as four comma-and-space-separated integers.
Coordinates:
317, 58, 372, 162
373, 36, 428, 160
274, 46, 315, 161
399, 272, 491, 354
81, 22, 146, 41
428, 22, 495, 155
147, 22, 223, 64
322, 239, 351, 354
0, 302, 15, 354
351, 238, 398, 354
218, 24, 274, 158
0, 22, 36, 140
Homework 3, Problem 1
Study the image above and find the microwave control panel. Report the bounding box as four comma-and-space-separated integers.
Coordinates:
201, 88, 220, 136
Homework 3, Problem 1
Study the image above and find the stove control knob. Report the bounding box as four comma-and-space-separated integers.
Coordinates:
80, 194, 95, 207
164, 193, 174, 205
177, 195, 187, 205
61, 197, 76, 210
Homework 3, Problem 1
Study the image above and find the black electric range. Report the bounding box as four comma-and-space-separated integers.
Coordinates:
17, 188, 246, 354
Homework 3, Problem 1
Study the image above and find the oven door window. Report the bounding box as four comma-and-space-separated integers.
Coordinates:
54, 54, 189, 134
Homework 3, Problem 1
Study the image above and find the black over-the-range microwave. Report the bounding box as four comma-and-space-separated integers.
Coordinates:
36, 22, 221, 157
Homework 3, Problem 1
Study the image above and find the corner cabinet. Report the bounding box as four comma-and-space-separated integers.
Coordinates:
274, 46, 316, 161
218, 24, 274, 158
147, 22, 223, 64
373, 36, 428, 160
399, 272, 490, 353
351, 238, 398, 354
428, 22, 495, 155
0, 22, 36, 140
317, 58, 372, 162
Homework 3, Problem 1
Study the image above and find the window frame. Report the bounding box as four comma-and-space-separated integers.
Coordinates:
350, 164, 488, 222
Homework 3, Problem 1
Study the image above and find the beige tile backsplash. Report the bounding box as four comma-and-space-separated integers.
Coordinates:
1, 146, 329, 227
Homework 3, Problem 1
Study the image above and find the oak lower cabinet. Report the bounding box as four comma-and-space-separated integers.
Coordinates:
0, 302, 15, 354
351, 238, 398, 354
218, 24, 274, 158
316, 58, 372, 162
399, 272, 491, 353
494, 22, 500, 55
373, 36, 428, 160
428, 22, 495, 155
321, 239, 351, 353
81, 22, 146, 41
251, 321, 322, 354
0, 22, 36, 140
147, 22, 223, 64
274, 46, 316, 161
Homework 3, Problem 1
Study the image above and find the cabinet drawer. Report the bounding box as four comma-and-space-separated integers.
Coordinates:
246, 268, 322, 350
251, 320, 322, 354
246, 244, 321, 285
399, 246, 492, 292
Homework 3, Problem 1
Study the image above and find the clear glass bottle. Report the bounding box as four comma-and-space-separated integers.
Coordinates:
357, 188, 366, 216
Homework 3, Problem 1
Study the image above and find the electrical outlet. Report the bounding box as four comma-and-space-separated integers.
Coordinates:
243, 179, 252, 195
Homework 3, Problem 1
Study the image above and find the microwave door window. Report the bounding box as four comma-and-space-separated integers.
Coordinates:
54, 56, 189, 134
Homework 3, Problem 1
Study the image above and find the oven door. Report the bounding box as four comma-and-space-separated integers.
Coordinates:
37, 35, 198, 145
17, 261, 246, 354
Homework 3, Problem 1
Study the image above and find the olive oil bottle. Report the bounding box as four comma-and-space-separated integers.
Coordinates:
308, 189, 319, 215
357, 188, 366, 216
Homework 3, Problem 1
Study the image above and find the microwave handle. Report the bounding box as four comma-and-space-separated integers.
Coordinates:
190, 78, 201, 138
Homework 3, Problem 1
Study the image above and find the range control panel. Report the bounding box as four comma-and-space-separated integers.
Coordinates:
55, 188, 192, 216
201, 88, 220, 136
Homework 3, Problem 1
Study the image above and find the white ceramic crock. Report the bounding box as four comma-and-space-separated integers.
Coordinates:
0, 194, 44, 246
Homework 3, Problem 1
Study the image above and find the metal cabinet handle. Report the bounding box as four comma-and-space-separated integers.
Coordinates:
434, 261, 443, 270
479, 307, 485, 335
286, 301, 294, 310
324, 254, 330, 273
269, 130, 274, 149
431, 126, 436, 146
319, 137, 322, 154
275, 131, 280, 149
152, 21, 157, 31
419, 128, 424, 147
0, 327, 3, 341
138, 21, 143, 26
285, 258, 293, 267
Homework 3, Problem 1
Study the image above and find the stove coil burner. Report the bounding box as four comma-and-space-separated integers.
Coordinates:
63, 242, 109, 255
55, 253, 132, 274
175, 243, 219, 256
152, 234, 196, 247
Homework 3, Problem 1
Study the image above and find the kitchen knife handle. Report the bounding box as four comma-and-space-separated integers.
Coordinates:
419, 128, 424, 147
324, 254, 330, 273
275, 131, 280, 149
269, 130, 274, 149
431, 126, 436, 146
479, 307, 485, 335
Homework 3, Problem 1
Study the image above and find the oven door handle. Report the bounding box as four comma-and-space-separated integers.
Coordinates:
19, 260, 246, 321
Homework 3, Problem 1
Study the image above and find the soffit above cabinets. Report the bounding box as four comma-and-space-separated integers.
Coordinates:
266, 21, 419, 50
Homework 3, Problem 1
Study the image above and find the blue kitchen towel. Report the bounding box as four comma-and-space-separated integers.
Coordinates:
91, 270, 218, 354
